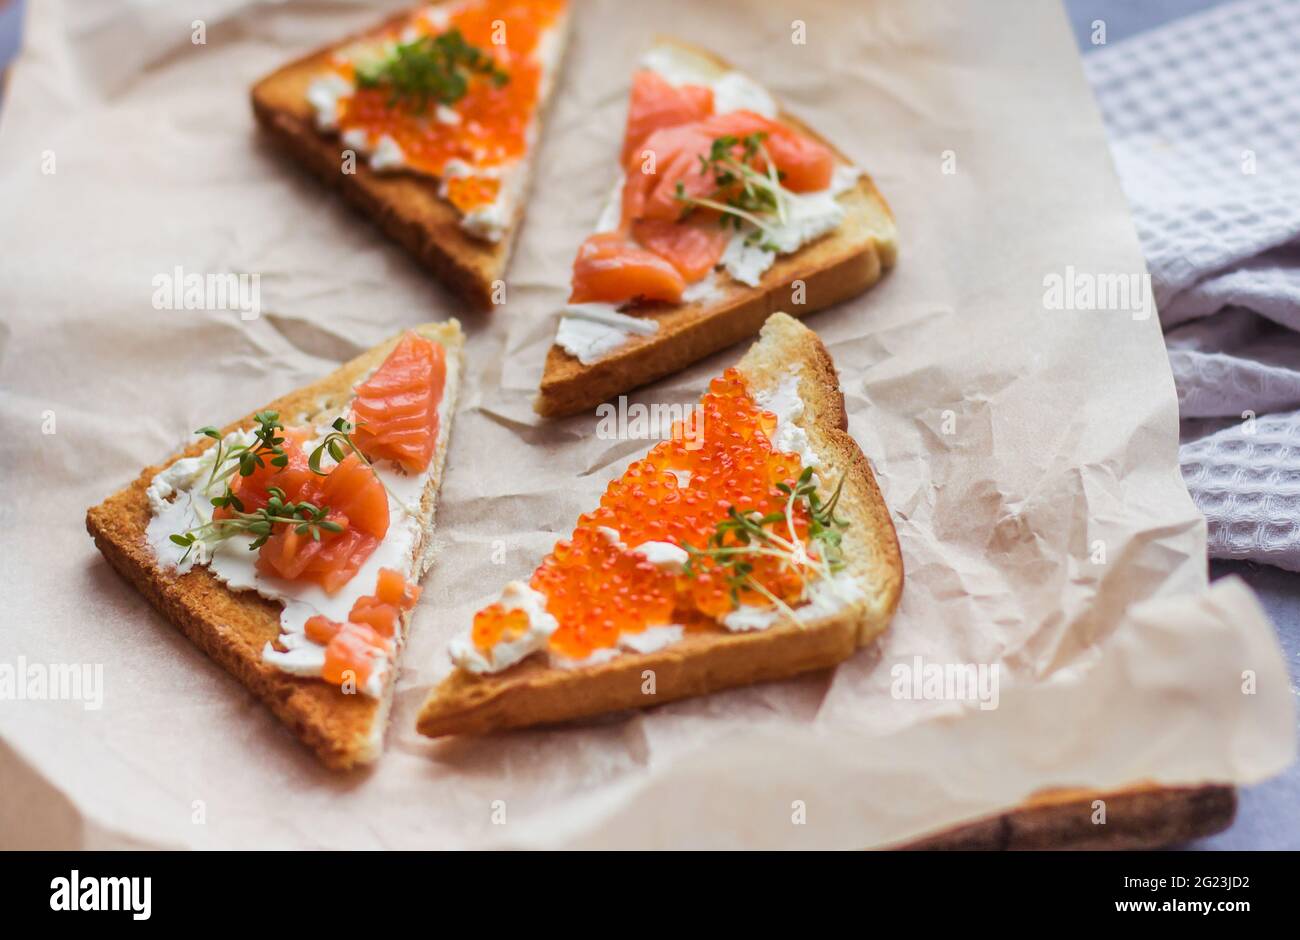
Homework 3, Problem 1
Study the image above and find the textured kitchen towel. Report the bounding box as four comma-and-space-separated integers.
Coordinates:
1086, 0, 1300, 570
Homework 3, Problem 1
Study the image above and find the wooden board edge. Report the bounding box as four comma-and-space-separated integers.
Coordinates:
896, 783, 1237, 850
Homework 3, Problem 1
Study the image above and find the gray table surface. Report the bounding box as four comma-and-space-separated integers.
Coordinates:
1, 0, 1294, 848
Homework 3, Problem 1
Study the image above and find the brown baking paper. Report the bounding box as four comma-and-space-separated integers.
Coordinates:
0, 0, 1293, 849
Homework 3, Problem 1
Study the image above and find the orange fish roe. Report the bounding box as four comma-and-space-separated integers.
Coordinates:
331, 0, 565, 206
471, 605, 532, 650
445, 175, 502, 214
474, 368, 818, 663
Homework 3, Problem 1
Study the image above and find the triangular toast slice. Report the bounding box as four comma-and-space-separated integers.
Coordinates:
251, 1, 571, 308
535, 39, 897, 417
87, 323, 463, 769
419, 313, 901, 737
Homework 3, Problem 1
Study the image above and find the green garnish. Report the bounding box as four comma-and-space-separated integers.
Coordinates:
172, 410, 357, 563
308, 417, 365, 475
682, 468, 848, 623
355, 28, 509, 112
170, 487, 344, 563
195, 411, 289, 514
673, 131, 789, 248
308, 416, 408, 507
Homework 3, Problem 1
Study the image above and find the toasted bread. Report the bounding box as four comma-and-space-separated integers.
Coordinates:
86, 323, 464, 769
250, 3, 571, 309
535, 39, 897, 418
418, 313, 902, 737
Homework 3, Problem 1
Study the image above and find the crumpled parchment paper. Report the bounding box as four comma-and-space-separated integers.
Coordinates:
0, 0, 1292, 848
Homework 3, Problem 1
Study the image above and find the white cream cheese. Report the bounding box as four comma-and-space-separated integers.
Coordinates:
595, 530, 687, 573
596, 526, 626, 548
305, 6, 566, 244
555, 303, 660, 365
681, 271, 726, 305
721, 163, 862, 286
368, 133, 406, 172
632, 540, 689, 573
617, 624, 685, 654
720, 237, 773, 288
721, 571, 864, 632
144, 346, 459, 696
307, 73, 354, 131
448, 581, 559, 674
753, 370, 819, 470
549, 623, 686, 669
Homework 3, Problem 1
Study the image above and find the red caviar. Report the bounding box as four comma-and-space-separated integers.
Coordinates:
474, 369, 816, 662
331, 0, 565, 208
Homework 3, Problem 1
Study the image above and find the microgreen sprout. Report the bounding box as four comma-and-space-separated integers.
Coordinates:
195, 411, 289, 513
356, 28, 509, 112
169, 487, 344, 563
673, 132, 789, 248
308, 417, 403, 506
682, 468, 848, 624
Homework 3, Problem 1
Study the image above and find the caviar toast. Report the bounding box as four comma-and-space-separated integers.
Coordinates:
535, 39, 896, 417
251, 0, 570, 308
419, 313, 901, 737
87, 323, 463, 769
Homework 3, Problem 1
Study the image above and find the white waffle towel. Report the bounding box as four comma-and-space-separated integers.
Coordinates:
1086, 0, 1300, 568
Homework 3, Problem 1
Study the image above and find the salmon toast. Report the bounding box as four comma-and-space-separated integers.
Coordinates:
535, 39, 897, 417
86, 323, 464, 769
419, 313, 902, 737
251, 0, 571, 308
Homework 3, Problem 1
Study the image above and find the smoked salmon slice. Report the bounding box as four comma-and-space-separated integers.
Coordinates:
316, 452, 389, 539
302, 569, 423, 688
321, 622, 389, 688
213, 429, 316, 519
569, 232, 686, 304
351, 332, 446, 474
621, 69, 714, 167
257, 524, 380, 594
253, 453, 390, 593
570, 98, 837, 306
630, 218, 730, 281
623, 110, 835, 224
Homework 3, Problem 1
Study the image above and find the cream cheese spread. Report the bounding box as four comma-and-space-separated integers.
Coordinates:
447, 581, 558, 674
554, 303, 660, 365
